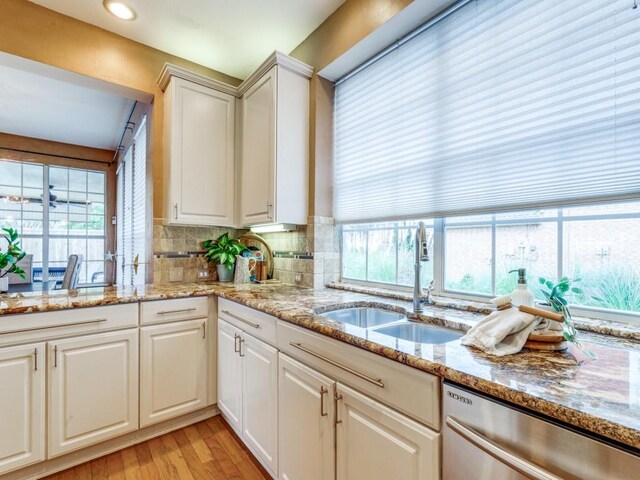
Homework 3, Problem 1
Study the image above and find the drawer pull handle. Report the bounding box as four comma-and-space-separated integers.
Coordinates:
239, 337, 245, 357
157, 308, 197, 315
446, 416, 563, 480
53, 345, 58, 368
34, 348, 38, 372
222, 310, 261, 329
320, 386, 328, 417
234, 333, 241, 353
290, 342, 385, 388
202, 322, 206, 339
335, 391, 343, 425
0, 318, 108, 336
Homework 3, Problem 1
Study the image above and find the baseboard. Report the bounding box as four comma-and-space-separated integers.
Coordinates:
5, 405, 220, 480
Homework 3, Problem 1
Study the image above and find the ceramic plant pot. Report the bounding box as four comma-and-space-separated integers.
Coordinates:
0, 276, 8, 293
216, 264, 234, 282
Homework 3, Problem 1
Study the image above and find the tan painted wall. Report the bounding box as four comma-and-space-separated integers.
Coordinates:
290, 0, 414, 217
0, 0, 241, 219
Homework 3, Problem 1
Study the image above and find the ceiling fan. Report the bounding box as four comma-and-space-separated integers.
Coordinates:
2, 185, 93, 209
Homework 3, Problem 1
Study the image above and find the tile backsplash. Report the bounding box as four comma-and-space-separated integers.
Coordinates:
152, 221, 246, 284
152, 216, 340, 288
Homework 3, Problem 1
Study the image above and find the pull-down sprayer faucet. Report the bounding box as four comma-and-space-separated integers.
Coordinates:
413, 221, 433, 313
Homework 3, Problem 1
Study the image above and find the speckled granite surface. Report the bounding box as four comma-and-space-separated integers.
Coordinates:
1, 282, 639, 451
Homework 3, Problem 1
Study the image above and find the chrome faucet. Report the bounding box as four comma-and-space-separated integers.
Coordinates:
413, 221, 432, 313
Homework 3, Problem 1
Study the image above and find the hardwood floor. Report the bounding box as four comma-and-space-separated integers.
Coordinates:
44, 415, 272, 480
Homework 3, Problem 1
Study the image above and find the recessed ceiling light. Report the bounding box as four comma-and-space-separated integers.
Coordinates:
103, 0, 136, 21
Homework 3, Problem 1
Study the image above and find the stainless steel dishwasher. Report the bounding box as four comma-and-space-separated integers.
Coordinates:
443, 382, 640, 479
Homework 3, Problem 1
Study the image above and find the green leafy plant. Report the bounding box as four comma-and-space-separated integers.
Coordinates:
538, 276, 594, 358
588, 266, 640, 313
0, 227, 27, 279
203, 233, 247, 271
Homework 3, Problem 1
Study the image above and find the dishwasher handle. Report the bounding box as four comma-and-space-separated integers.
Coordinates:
446, 416, 564, 480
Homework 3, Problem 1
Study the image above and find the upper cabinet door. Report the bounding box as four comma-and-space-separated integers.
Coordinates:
240, 67, 277, 226
165, 77, 236, 226
335, 383, 440, 480
0, 343, 45, 476
48, 330, 139, 458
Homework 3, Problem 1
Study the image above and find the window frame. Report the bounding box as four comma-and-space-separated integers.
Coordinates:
341, 204, 640, 325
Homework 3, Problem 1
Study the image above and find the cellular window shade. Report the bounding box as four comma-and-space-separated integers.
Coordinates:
333, 0, 640, 223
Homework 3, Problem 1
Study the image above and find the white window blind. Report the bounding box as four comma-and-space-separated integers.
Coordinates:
334, 0, 640, 223
132, 116, 147, 284
116, 116, 147, 285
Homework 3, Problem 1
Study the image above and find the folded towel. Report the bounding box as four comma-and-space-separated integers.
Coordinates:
461, 307, 541, 356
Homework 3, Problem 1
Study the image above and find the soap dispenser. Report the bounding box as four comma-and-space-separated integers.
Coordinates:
509, 268, 535, 307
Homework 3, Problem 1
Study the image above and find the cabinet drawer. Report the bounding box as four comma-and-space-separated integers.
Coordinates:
218, 298, 276, 346
277, 321, 441, 430
0, 304, 138, 347
140, 297, 209, 325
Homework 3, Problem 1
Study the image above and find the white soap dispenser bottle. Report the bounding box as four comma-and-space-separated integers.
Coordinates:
509, 268, 535, 307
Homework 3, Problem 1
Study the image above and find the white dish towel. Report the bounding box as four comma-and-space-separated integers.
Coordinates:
461, 307, 542, 356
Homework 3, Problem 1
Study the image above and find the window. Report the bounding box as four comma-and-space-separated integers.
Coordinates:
0, 159, 107, 285
334, 0, 640, 322
342, 220, 434, 287
341, 201, 640, 320
116, 115, 147, 285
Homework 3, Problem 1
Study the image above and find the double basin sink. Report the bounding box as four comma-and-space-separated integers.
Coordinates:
319, 307, 462, 345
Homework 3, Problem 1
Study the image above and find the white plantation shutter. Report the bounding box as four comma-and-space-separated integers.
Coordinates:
122, 146, 133, 285
116, 115, 147, 285
132, 116, 147, 284
334, 0, 640, 223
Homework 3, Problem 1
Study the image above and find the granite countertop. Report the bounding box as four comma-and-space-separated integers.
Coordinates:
1, 282, 639, 452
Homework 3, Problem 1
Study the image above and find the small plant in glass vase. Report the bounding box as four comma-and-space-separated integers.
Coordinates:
538, 276, 594, 358
0, 227, 27, 292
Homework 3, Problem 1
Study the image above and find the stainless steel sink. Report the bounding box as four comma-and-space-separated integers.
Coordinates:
375, 322, 463, 344
319, 307, 405, 328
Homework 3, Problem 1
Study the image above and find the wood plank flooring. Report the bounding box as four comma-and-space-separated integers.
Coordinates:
44, 416, 272, 480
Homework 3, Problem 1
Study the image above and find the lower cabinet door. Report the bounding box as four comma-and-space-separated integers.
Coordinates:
0, 343, 45, 475
278, 353, 335, 480
140, 319, 208, 427
218, 319, 243, 432
336, 383, 440, 480
242, 333, 279, 476
48, 329, 139, 457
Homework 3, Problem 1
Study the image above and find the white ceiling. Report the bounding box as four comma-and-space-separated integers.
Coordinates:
29, 0, 346, 80
0, 54, 135, 150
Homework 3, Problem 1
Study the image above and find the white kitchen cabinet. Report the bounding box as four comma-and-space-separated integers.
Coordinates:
0, 343, 45, 475
278, 353, 335, 480
218, 319, 244, 432
140, 319, 208, 427
163, 76, 236, 226
335, 383, 440, 480
242, 332, 279, 475
48, 329, 139, 457
218, 318, 279, 476
239, 54, 311, 227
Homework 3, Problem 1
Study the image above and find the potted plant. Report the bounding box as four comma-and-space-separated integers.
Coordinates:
0, 227, 27, 292
538, 276, 593, 358
203, 233, 247, 282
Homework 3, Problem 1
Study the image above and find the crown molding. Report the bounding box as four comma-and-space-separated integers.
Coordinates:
157, 52, 313, 98
156, 63, 240, 97
237, 51, 313, 95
